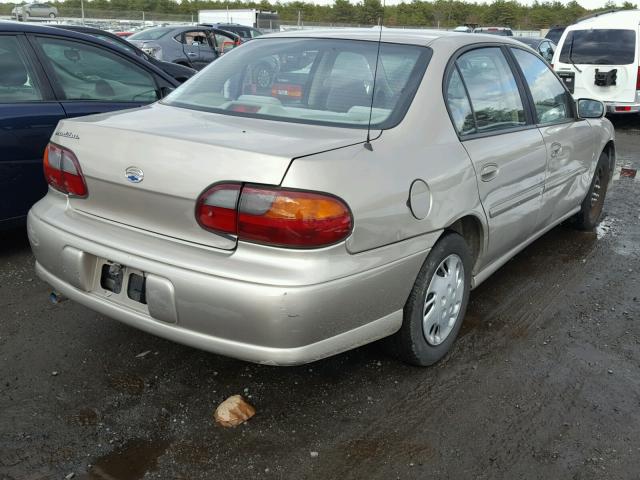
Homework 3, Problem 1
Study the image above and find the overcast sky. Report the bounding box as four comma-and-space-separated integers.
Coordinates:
0, 0, 624, 9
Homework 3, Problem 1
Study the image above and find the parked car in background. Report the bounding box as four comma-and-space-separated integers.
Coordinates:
473, 26, 513, 36
553, 9, 640, 113
198, 23, 263, 41
0, 21, 179, 229
514, 37, 556, 62
127, 26, 241, 70
545, 25, 566, 44
12, 3, 58, 20
28, 29, 614, 367
453, 26, 472, 33
54, 25, 197, 83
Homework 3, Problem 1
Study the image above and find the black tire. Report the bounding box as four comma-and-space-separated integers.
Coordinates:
49, 12, 56, 18
390, 232, 473, 366
575, 151, 610, 230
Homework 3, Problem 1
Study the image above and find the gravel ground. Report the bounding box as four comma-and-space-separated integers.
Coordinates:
1, 119, 639, 480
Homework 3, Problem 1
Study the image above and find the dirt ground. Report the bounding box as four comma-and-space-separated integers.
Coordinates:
1, 118, 639, 480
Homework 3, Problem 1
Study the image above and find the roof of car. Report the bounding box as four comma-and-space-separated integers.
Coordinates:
0, 20, 178, 85
515, 37, 546, 46
571, 9, 640, 28
263, 28, 525, 47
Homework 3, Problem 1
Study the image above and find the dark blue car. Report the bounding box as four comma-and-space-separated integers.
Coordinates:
0, 21, 180, 229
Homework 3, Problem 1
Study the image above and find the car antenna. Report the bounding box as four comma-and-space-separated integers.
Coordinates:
364, 1, 385, 152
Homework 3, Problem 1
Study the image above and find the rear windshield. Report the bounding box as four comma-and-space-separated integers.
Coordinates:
224, 26, 252, 39
128, 28, 171, 41
476, 29, 512, 36
545, 27, 564, 44
164, 38, 430, 129
559, 29, 636, 65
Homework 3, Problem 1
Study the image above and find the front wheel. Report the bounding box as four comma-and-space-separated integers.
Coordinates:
575, 151, 610, 230
49, 12, 56, 18
390, 232, 472, 366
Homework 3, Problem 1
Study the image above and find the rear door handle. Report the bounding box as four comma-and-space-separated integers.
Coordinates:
480, 163, 499, 182
550, 142, 562, 158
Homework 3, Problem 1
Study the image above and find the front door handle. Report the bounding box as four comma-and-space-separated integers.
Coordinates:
480, 163, 499, 182
550, 142, 562, 158
187, 52, 197, 57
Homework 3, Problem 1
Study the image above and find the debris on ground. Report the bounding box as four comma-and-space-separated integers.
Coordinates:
135, 350, 151, 358
310, 451, 319, 458
48, 291, 67, 304
214, 395, 255, 427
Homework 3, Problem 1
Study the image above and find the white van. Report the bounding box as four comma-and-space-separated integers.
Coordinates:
553, 10, 640, 113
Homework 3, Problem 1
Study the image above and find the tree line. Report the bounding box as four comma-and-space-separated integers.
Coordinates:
3, 0, 638, 29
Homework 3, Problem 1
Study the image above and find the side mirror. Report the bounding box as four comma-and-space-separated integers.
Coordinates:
577, 98, 605, 119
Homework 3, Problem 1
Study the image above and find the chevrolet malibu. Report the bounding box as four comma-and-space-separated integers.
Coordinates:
28, 30, 615, 366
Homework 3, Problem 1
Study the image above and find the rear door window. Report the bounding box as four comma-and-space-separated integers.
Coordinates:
456, 47, 526, 133
559, 29, 636, 65
446, 68, 475, 135
36, 36, 158, 102
0, 35, 42, 102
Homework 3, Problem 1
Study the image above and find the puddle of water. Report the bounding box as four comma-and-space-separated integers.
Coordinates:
82, 438, 170, 480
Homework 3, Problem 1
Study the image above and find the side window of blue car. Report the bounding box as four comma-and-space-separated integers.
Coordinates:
0, 35, 43, 103
36, 36, 159, 103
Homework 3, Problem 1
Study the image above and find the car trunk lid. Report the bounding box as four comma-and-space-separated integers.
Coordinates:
55, 103, 367, 250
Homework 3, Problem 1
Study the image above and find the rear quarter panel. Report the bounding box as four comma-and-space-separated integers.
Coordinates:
282, 39, 487, 256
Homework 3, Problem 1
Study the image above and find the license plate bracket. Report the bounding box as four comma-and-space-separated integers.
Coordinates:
98, 261, 147, 306
100, 263, 124, 294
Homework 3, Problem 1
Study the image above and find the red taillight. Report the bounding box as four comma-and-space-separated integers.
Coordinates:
195, 184, 352, 248
43, 143, 87, 197
636, 66, 640, 90
615, 106, 632, 112
196, 183, 241, 234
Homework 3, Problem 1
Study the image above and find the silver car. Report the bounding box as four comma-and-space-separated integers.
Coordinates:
28, 30, 615, 366
13, 3, 58, 20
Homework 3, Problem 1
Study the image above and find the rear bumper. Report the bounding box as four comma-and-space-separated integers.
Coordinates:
28, 194, 435, 365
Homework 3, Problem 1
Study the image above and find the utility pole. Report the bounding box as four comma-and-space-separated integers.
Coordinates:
80, 0, 85, 25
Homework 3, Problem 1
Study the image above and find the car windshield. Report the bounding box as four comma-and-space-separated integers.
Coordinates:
164, 38, 430, 129
559, 29, 636, 65
128, 28, 172, 41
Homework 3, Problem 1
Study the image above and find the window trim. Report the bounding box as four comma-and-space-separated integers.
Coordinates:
27, 33, 166, 104
506, 45, 577, 127
442, 42, 537, 141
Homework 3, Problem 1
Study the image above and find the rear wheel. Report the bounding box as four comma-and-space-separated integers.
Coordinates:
49, 12, 56, 18
390, 232, 472, 366
575, 151, 610, 230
